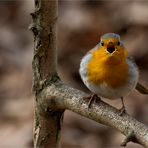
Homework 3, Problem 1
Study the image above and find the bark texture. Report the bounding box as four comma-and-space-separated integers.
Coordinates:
31, 0, 148, 147
41, 80, 148, 147
31, 0, 64, 147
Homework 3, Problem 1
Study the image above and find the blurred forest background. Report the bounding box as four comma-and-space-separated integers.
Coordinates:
0, 0, 148, 147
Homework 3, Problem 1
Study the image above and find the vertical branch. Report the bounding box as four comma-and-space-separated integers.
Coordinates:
31, 0, 64, 147
32, 0, 58, 92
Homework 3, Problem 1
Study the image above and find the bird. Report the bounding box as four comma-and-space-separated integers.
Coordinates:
79, 33, 148, 114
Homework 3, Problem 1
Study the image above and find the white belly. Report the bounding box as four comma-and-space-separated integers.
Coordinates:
79, 54, 139, 99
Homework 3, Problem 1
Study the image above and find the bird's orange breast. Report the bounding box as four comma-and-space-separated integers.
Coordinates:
87, 49, 128, 88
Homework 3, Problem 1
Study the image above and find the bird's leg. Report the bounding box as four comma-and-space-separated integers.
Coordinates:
119, 97, 126, 115
84, 94, 101, 108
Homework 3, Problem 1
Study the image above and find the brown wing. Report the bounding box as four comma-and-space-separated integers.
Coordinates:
127, 57, 148, 94
136, 82, 148, 94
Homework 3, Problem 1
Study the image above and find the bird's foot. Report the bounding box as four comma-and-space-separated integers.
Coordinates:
119, 106, 127, 116
83, 94, 101, 108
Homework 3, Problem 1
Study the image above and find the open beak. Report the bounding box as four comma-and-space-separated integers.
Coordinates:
107, 43, 115, 53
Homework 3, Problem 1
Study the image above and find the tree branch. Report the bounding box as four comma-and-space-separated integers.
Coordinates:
31, 0, 64, 148
31, 0, 148, 147
31, 0, 58, 92
40, 80, 148, 147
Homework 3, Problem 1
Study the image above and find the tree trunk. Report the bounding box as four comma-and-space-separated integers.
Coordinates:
31, 0, 64, 147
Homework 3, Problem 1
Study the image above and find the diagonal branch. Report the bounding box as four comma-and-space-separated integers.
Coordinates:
40, 80, 148, 147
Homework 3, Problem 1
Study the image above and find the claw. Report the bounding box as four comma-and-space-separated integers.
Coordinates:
83, 94, 101, 108
119, 107, 126, 116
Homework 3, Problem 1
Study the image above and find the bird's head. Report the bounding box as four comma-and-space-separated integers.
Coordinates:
95, 33, 128, 64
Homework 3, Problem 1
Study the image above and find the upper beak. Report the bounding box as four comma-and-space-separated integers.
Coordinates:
107, 43, 115, 53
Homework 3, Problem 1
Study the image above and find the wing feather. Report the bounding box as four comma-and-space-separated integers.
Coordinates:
136, 82, 148, 94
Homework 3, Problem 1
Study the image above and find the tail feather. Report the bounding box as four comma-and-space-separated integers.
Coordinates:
136, 82, 148, 94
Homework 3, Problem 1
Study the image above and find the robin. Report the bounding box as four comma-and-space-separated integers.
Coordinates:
79, 33, 148, 113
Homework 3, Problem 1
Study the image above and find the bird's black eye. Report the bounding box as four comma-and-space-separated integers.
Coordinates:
117, 41, 120, 45
101, 42, 104, 46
